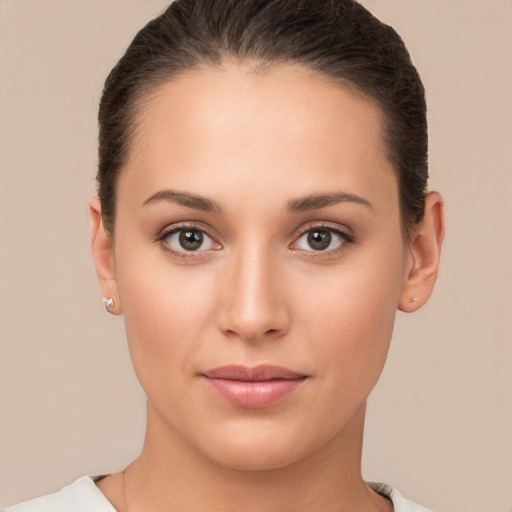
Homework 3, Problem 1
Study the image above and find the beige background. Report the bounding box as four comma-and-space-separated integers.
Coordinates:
0, 1, 511, 510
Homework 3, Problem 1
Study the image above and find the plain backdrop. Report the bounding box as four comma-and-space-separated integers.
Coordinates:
0, 1, 511, 511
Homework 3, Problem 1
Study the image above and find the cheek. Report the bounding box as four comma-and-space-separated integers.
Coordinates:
299, 279, 395, 368
293, 248, 405, 396
114, 246, 219, 395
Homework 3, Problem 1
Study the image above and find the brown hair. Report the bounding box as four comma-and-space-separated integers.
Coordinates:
98, 0, 428, 236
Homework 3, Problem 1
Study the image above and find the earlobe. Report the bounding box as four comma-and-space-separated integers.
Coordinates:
89, 197, 122, 315
398, 191, 445, 312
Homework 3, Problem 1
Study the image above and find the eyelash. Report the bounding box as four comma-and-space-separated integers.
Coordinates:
155, 223, 220, 258
291, 224, 355, 258
155, 223, 355, 258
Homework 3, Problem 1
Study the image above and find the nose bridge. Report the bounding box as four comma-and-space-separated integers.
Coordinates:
218, 238, 289, 341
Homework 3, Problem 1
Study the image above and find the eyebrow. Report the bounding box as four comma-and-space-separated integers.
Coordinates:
143, 189, 223, 213
286, 192, 373, 212
142, 189, 372, 214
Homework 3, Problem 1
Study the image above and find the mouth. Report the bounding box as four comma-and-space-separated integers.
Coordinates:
202, 365, 308, 408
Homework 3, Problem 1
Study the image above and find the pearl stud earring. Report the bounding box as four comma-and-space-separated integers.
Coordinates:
103, 297, 115, 313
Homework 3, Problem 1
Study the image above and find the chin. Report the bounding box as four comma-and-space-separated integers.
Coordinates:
191, 419, 330, 472
204, 441, 308, 472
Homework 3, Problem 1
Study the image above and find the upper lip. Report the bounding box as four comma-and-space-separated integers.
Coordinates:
203, 365, 306, 382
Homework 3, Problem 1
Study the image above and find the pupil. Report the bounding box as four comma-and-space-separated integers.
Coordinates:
179, 230, 203, 250
308, 230, 331, 250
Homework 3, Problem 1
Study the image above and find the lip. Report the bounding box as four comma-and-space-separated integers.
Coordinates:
202, 365, 307, 408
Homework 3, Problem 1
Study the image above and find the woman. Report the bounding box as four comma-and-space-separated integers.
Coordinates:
5, 0, 444, 511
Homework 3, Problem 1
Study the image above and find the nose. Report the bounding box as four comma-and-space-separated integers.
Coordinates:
216, 245, 290, 343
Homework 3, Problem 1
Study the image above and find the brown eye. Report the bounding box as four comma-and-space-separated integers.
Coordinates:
179, 230, 204, 250
292, 226, 352, 254
307, 230, 332, 251
163, 227, 219, 254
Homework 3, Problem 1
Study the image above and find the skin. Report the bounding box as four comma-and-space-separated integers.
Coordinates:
90, 63, 444, 512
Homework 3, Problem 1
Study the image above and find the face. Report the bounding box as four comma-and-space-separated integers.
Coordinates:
107, 64, 411, 470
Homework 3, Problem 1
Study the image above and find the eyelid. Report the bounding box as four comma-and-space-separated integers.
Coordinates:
292, 221, 354, 241
154, 220, 355, 258
155, 220, 217, 239
155, 222, 222, 256
289, 222, 355, 254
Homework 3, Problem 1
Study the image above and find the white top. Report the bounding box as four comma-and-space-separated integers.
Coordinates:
3, 476, 432, 512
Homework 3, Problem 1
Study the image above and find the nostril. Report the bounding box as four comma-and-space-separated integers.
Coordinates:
216, 281, 291, 341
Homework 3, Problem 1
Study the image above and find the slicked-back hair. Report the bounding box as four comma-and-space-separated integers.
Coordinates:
98, 0, 428, 237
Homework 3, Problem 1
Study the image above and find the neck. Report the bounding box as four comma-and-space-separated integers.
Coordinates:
123, 401, 388, 512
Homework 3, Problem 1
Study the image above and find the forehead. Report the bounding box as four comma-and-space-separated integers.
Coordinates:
119, 63, 397, 212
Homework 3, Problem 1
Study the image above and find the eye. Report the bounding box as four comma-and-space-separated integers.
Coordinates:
161, 226, 220, 254
292, 227, 353, 253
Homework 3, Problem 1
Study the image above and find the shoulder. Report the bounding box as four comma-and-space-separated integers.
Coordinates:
2, 477, 115, 512
367, 482, 433, 512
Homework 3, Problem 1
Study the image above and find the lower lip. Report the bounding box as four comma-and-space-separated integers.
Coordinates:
204, 377, 306, 408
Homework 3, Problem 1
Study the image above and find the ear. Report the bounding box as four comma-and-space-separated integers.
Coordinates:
89, 197, 122, 315
398, 191, 445, 312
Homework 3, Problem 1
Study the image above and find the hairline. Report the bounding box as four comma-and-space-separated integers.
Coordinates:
104, 58, 416, 242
